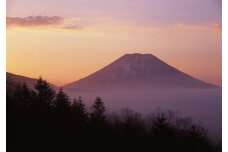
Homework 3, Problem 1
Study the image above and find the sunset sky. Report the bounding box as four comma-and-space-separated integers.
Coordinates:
6, 0, 222, 86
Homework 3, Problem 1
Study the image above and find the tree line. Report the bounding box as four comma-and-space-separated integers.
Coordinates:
7, 77, 221, 152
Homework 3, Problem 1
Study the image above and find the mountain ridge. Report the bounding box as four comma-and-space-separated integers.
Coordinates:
63, 53, 218, 90
6, 72, 58, 91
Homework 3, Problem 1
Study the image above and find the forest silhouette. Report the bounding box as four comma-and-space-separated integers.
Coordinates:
7, 77, 221, 152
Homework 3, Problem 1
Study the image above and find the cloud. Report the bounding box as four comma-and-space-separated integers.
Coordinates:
61, 25, 83, 30
6, 16, 82, 30
7, 16, 63, 27
175, 23, 222, 32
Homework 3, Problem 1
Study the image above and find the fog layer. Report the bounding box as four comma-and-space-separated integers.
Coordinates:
65, 88, 222, 139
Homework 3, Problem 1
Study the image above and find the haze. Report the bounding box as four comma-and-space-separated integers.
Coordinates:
6, 0, 221, 86
64, 88, 222, 139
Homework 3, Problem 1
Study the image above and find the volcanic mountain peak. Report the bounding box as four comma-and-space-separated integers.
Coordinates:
110, 53, 179, 74
63, 53, 218, 90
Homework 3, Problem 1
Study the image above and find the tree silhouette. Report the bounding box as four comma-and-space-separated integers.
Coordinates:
20, 83, 36, 108
34, 77, 55, 108
6, 78, 221, 152
54, 88, 70, 111
90, 97, 106, 122
71, 96, 88, 121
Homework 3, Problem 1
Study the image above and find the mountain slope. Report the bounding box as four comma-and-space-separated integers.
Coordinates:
63, 53, 218, 90
6, 72, 58, 91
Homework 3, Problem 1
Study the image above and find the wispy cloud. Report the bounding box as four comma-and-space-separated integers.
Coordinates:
175, 23, 222, 32
61, 25, 82, 30
6, 16, 82, 30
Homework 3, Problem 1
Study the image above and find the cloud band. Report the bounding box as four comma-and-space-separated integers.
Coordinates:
7, 16, 82, 30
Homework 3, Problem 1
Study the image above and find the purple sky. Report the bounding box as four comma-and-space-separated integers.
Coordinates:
7, 0, 222, 26
6, 0, 222, 86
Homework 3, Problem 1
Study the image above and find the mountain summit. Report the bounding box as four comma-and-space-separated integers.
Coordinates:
63, 53, 217, 90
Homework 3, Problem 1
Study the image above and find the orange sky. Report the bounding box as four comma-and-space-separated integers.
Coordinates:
6, 0, 222, 86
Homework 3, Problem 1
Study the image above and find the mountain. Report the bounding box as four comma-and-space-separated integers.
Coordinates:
6, 72, 58, 91
63, 53, 218, 91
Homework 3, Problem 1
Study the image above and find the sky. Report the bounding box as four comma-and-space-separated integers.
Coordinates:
6, 0, 222, 86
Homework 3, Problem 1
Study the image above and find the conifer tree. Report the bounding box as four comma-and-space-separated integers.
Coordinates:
55, 88, 70, 111
21, 83, 34, 108
72, 96, 88, 121
11, 83, 32, 109
90, 97, 106, 122
34, 77, 55, 108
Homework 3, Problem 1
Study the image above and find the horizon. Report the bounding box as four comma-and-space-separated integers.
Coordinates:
6, 0, 221, 86
6, 53, 221, 87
